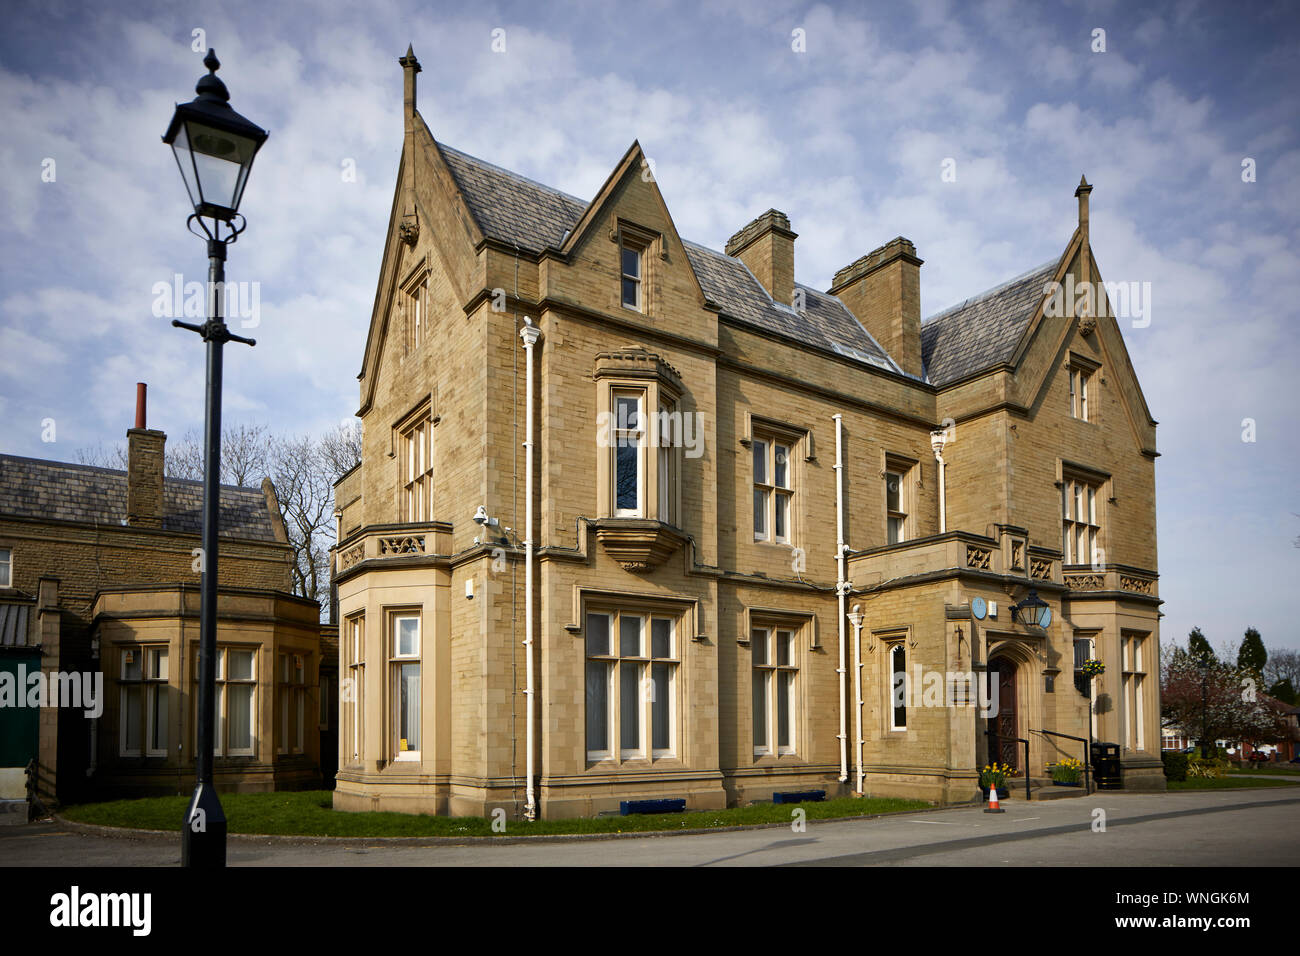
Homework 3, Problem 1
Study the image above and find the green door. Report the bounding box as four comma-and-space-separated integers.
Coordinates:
0, 651, 40, 767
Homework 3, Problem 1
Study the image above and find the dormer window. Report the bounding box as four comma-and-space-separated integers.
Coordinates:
621, 243, 643, 311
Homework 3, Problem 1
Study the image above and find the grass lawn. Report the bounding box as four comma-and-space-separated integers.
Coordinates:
1166, 776, 1298, 791
59, 791, 930, 838
1226, 765, 1300, 776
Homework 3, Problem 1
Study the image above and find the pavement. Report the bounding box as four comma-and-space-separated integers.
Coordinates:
3, 785, 1298, 866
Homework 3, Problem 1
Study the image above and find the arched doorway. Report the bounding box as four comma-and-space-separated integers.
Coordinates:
987, 657, 1019, 771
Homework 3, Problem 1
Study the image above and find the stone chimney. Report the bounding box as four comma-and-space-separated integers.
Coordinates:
828, 237, 924, 377
725, 209, 797, 307
126, 383, 166, 529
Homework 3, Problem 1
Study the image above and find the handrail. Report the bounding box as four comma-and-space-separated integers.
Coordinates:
983, 730, 1032, 801
1033, 728, 1093, 795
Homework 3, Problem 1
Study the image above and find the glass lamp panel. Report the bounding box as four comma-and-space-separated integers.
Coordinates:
183, 119, 259, 212
169, 125, 202, 212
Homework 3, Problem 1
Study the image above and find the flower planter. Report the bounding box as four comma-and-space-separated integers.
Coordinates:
1051, 780, 1082, 787
979, 784, 1011, 800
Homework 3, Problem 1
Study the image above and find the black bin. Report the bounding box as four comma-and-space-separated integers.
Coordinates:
1091, 742, 1123, 790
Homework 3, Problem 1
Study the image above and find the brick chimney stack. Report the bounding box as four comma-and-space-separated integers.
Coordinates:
726, 209, 797, 307
126, 383, 166, 529
828, 237, 924, 377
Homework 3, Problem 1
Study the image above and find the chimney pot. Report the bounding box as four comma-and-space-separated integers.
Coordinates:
135, 382, 147, 430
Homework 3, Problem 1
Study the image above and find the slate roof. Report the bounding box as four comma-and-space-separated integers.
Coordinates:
436, 141, 899, 373
920, 260, 1058, 387
0, 455, 280, 542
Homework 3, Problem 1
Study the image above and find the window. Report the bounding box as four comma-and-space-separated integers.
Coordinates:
197, 646, 256, 757
404, 277, 426, 352
595, 350, 681, 524
1061, 474, 1102, 565
391, 613, 421, 760
0, 548, 10, 588
753, 434, 793, 544
613, 389, 645, 516
752, 626, 798, 756
400, 416, 432, 522
886, 472, 906, 544
585, 609, 678, 761
345, 614, 364, 765
278, 652, 308, 755
119, 646, 168, 757
1069, 365, 1092, 420
1122, 632, 1148, 751
1073, 634, 1095, 696
657, 397, 678, 525
889, 642, 907, 731
620, 242, 643, 311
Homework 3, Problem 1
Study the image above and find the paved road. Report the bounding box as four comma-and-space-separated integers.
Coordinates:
3, 787, 1297, 866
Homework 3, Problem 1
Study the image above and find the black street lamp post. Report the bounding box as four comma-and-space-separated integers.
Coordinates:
163, 49, 268, 867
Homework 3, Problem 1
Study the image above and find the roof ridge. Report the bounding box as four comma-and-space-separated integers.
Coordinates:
0, 453, 264, 495
922, 258, 1057, 326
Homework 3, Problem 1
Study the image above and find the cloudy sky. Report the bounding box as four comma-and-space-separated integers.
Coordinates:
1, 0, 1297, 655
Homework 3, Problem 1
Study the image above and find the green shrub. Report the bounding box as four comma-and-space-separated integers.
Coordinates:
1162, 751, 1189, 782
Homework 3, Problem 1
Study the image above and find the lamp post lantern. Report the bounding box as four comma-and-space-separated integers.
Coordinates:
164, 49, 268, 867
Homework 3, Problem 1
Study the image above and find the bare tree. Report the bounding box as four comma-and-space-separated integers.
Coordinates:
75, 442, 128, 470
1264, 649, 1300, 690
76, 421, 361, 618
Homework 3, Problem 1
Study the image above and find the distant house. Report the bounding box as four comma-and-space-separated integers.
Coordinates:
0, 388, 327, 812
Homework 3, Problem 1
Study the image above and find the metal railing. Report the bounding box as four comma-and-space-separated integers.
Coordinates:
1033, 728, 1093, 795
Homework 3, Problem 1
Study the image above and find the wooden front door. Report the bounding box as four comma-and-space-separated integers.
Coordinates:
987, 658, 1019, 771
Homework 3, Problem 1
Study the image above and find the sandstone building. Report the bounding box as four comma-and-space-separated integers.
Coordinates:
0, 389, 325, 809
331, 48, 1164, 819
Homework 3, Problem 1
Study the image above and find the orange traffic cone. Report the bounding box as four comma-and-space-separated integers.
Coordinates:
984, 785, 1005, 813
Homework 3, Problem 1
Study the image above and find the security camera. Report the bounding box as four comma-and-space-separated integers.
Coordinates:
473, 506, 499, 529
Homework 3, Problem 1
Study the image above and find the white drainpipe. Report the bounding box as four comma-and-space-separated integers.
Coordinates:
848, 604, 865, 793
833, 414, 848, 785
930, 429, 949, 534
519, 317, 541, 821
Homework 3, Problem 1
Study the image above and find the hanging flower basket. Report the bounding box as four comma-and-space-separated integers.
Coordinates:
1081, 659, 1106, 679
